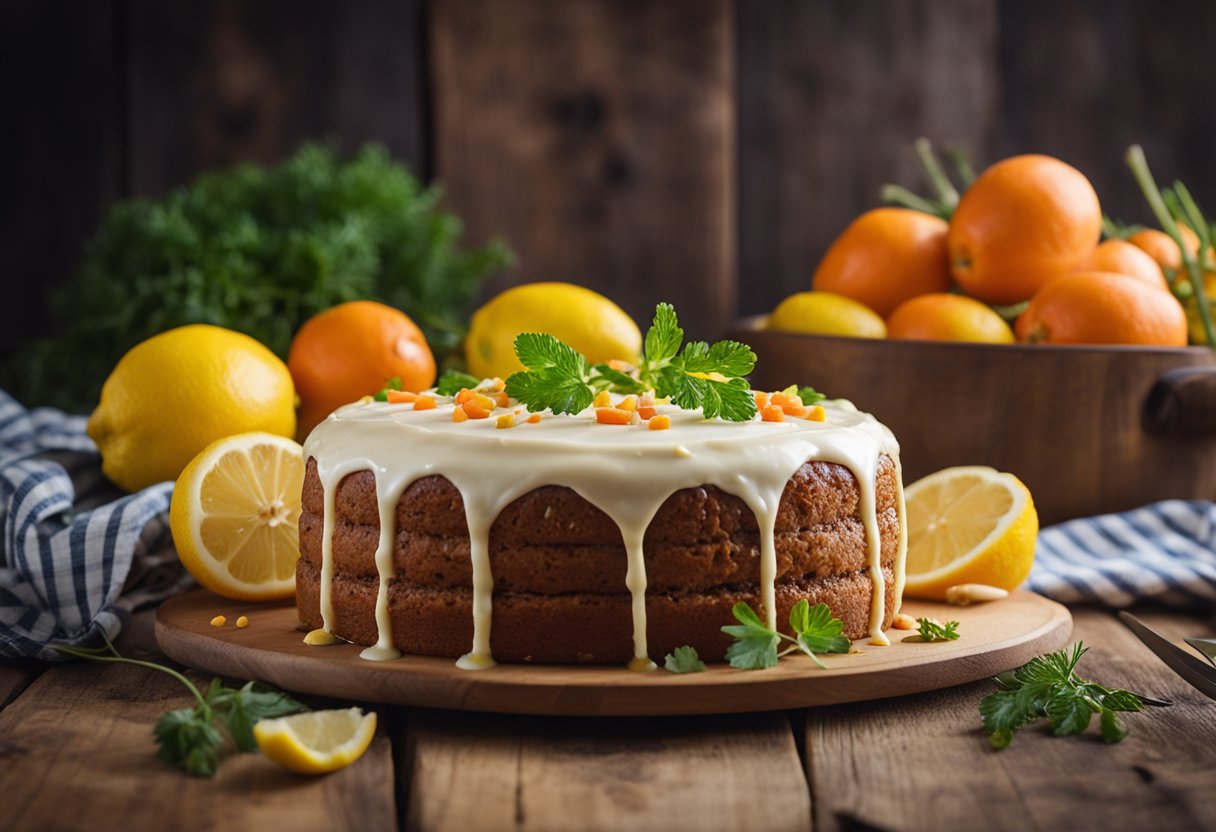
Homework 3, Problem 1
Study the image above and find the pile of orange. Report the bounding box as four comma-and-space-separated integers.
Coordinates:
771, 153, 1194, 348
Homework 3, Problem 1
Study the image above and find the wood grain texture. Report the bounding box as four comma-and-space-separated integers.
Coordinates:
0, 0, 124, 357
733, 323, 1216, 524
804, 607, 1216, 832
430, 0, 734, 340
154, 589, 1071, 716
994, 0, 1216, 225
0, 663, 41, 714
125, 0, 425, 197
737, 0, 998, 316
0, 659, 396, 832
403, 710, 810, 832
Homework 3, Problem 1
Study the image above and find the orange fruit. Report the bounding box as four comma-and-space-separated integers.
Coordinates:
886, 294, 1015, 344
1127, 225, 1200, 273
1015, 271, 1188, 347
1071, 239, 1166, 290
812, 208, 952, 317
948, 155, 1101, 305
289, 301, 436, 438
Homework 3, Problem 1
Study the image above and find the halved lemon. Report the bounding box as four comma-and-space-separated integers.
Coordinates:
169, 432, 304, 601
254, 708, 377, 774
901, 466, 1038, 600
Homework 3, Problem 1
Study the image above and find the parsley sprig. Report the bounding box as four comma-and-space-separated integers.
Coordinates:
663, 645, 706, 673
505, 303, 759, 421
980, 642, 1143, 749
916, 618, 961, 642
722, 599, 851, 669
435, 370, 481, 396
57, 633, 304, 777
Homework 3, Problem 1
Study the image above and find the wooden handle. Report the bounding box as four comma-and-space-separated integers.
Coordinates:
1143, 367, 1216, 437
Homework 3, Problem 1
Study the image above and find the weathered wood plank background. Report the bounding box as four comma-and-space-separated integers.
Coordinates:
2, 0, 1214, 354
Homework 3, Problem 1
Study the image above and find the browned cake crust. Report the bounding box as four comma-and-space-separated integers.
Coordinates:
297, 455, 901, 663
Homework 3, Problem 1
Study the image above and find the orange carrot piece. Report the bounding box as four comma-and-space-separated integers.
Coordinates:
618, 395, 638, 412
496, 413, 515, 429
455, 388, 476, 404
648, 414, 671, 431
807, 405, 827, 422
452, 406, 469, 423
526, 413, 542, 424
596, 407, 633, 425
386, 390, 417, 404
495, 391, 510, 408
593, 390, 613, 409
413, 395, 437, 411
462, 401, 492, 419
779, 402, 809, 418
754, 391, 769, 410
637, 406, 657, 421
761, 405, 785, 422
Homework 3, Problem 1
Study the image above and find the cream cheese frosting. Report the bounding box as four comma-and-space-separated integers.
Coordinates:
303, 393, 906, 669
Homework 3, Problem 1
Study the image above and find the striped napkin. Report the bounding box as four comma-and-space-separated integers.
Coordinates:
0, 389, 186, 661
1028, 500, 1216, 608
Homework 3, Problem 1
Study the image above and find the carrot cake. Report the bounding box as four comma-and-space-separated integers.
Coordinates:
296, 387, 906, 669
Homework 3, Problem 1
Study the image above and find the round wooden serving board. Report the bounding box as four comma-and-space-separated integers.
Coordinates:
155, 589, 1071, 716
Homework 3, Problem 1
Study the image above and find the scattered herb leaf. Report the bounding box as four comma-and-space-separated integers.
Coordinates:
663, 645, 706, 673
506, 303, 758, 421
722, 599, 850, 670
57, 633, 304, 776
373, 376, 404, 401
436, 370, 481, 397
796, 386, 826, 406
979, 642, 1142, 749
916, 618, 961, 642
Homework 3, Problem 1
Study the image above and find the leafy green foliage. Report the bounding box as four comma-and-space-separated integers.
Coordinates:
979, 643, 1143, 749
373, 376, 405, 401
4, 143, 512, 411
722, 599, 850, 670
663, 645, 706, 674
916, 618, 960, 642
506, 303, 758, 421
796, 386, 826, 406
435, 370, 481, 397
57, 637, 303, 777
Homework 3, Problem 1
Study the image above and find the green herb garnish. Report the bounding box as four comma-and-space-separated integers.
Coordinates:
721, 599, 850, 670
373, 376, 405, 401
663, 645, 706, 673
980, 642, 1143, 749
57, 633, 303, 777
505, 303, 758, 421
796, 386, 826, 406
916, 618, 960, 642
4, 143, 512, 411
436, 370, 481, 396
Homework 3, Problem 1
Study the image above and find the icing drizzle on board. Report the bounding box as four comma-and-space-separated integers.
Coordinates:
303, 395, 906, 669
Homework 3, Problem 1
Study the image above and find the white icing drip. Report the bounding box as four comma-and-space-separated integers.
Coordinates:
892, 457, 909, 614
359, 477, 404, 662
304, 395, 901, 668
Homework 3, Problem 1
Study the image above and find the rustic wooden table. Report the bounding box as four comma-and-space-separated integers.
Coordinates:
1, 605, 1213, 832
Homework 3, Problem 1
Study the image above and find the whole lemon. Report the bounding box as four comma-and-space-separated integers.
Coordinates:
465, 282, 642, 378
87, 325, 296, 492
765, 291, 887, 338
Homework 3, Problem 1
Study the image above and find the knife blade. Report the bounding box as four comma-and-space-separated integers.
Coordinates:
1118, 611, 1216, 701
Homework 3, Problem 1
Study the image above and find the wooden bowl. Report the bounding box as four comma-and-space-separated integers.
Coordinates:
729, 317, 1216, 526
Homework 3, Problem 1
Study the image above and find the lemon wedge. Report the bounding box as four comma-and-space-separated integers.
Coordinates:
901, 466, 1039, 600
169, 432, 304, 601
254, 708, 377, 774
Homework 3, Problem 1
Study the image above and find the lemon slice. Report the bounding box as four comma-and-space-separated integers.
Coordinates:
254, 708, 377, 774
169, 432, 304, 601
901, 466, 1039, 600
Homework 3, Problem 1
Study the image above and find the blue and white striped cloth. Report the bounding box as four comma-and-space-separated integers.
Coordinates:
0, 389, 184, 661
1, 386, 1213, 661
1028, 500, 1216, 608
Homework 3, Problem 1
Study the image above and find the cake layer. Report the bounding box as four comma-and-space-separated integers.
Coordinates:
299, 456, 899, 595
296, 558, 897, 664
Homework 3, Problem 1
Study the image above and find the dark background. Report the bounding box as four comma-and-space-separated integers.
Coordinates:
3, 0, 1215, 354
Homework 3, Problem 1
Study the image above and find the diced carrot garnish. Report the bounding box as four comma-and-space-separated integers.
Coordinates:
526, 413, 542, 424
771, 392, 801, 408
386, 390, 417, 404
494, 391, 510, 408
471, 394, 495, 411
761, 405, 785, 422
462, 400, 493, 419
648, 414, 671, 431
618, 395, 638, 412
639, 392, 655, 407
807, 405, 827, 422
489, 377, 506, 391
779, 402, 809, 418
496, 413, 515, 429
413, 395, 437, 411
593, 390, 613, 409
455, 388, 476, 404
637, 406, 657, 421
452, 406, 469, 423
596, 407, 633, 425
754, 391, 769, 410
